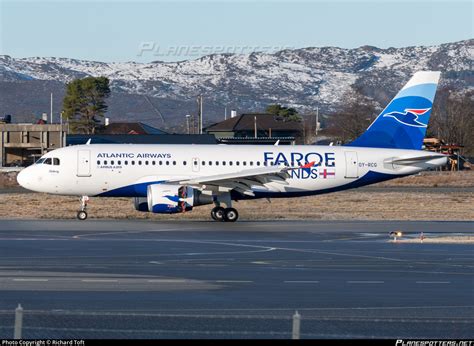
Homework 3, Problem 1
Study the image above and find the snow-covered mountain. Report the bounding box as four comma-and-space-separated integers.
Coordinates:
0, 39, 472, 129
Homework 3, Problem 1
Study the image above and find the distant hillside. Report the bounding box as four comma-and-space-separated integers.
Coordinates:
0, 39, 472, 131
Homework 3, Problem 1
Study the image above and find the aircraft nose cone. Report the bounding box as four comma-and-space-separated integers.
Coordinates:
16, 168, 30, 189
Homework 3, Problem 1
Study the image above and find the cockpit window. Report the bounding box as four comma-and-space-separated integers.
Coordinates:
43, 158, 52, 165
35, 158, 45, 164
53, 158, 60, 166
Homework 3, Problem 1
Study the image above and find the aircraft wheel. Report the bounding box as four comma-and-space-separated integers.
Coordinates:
223, 208, 239, 222
211, 207, 225, 221
77, 210, 88, 220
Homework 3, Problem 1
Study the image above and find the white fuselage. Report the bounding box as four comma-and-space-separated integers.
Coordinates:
17, 144, 447, 198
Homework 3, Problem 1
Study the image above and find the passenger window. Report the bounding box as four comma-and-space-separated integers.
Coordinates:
125, 161, 128, 165
257, 161, 261, 166
145, 161, 149, 165
159, 161, 163, 165
104, 160, 108, 165
250, 161, 253, 166
183, 161, 187, 165
111, 160, 114, 165
173, 161, 176, 165
209, 161, 212, 166
131, 161, 135, 165
229, 161, 233, 166
118, 160, 121, 165
201, 161, 205, 166
215, 161, 219, 166
222, 161, 226, 166
138, 161, 142, 165
236, 161, 240, 166
166, 161, 169, 165
152, 161, 156, 165
243, 161, 247, 166
97, 160, 100, 165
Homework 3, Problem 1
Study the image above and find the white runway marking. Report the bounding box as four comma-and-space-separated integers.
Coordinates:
416, 281, 451, 284
147, 279, 188, 283
81, 279, 118, 283
215, 280, 253, 283
12, 278, 48, 282
72, 227, 200, 239
284, 280, 320, 284
347, 281, 385, 284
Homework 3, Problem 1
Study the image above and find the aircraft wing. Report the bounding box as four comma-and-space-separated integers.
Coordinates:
170, 166, 293, 196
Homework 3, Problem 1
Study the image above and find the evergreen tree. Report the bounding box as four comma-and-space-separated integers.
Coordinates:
266, 104, 301, 122
62, 77, 111, 134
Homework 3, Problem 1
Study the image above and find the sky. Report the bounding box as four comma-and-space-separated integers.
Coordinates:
1, 0, 472, 63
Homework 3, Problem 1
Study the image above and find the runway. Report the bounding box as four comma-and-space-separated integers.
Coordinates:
0, 220, 472, 339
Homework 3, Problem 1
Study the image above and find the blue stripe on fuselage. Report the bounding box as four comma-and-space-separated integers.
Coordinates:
231, 170, 405, 200
94, 171, 403, 199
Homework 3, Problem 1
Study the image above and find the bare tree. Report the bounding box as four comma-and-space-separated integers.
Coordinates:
325, 86, 378, 144
429, 88, 474, 155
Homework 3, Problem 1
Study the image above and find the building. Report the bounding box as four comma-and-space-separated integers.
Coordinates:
205, 113, 303, 145
0, 123, 67, 167
67, 121, 217, 145
67, 134, 217, 146
97, 122, 168, 135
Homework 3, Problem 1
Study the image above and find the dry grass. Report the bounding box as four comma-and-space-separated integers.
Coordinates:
0, 170, 472, 221
397, 236, 474, 244
0, 189, 472, 221
377, 170, 474, 187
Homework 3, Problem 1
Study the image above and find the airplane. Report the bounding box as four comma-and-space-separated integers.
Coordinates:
17, 71, 447, 222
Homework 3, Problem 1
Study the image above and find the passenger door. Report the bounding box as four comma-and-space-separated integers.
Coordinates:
344, 151, 359, 178
77, 150, 92, 177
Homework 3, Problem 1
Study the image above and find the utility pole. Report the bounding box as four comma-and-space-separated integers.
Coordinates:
254, 116, 257, 138
224, 106, 227, 120
315, 107, 319, 137
185, 114, 191, 134
197, 95, 203, 135
50, 93, 53, 124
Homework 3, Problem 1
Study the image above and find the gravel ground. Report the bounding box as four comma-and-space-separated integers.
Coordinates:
0, 171, 472, 221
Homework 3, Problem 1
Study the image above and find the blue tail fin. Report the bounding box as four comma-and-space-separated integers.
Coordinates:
348, 71, 441, 150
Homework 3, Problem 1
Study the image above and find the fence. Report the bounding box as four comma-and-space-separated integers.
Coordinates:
0, 305, 301, 339
1, 305, 472, 339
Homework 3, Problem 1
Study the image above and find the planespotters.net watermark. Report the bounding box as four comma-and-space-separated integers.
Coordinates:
137, 42, 294, 58
395, 341, 474, 346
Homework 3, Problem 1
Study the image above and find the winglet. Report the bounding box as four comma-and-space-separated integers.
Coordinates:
86, 138, 92, 145
299, 161, 315, 169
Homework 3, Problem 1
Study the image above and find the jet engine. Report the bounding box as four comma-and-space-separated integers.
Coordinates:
147, 184, 195, 214
133, 197, 149, 212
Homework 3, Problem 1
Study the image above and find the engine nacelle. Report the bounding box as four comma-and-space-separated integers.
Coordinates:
133, 197, 149, 212
147, 184, 194, 214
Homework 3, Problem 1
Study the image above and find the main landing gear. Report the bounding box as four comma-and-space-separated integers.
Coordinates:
77, 196, 89, 220
210, 193, 239, 222
211, 206, 239, 222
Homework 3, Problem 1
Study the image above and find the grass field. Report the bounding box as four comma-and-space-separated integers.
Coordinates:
0, 171, 472, 221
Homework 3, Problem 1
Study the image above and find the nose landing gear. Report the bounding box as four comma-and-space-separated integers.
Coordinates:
77, 196, 89, 220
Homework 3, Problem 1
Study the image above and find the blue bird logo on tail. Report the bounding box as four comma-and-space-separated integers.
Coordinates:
383, 108, 430, 128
